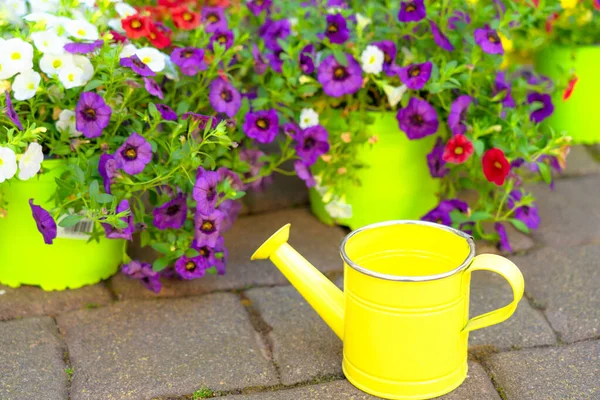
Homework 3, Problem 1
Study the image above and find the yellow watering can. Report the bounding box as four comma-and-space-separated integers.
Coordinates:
251, 221, 524, 400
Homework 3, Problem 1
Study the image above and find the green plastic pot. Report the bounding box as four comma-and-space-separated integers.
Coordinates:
535, 45, 600, 144
310, 112, 440, 230
0, 160, 126, 291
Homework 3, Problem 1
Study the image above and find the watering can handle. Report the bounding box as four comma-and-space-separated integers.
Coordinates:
462, 254, 525, 333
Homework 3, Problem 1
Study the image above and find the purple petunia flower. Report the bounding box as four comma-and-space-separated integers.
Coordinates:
429, 20, 454, 51
122, 260, 162, 293
194, 208, 223, 248
75, 92, 112, 138
317, 54, 363, 98
29, 199, 57, 245
495, 222, 512, 252
102, 199, 134, 240
373, 41, 397, 76
170, 47, 206, 76
448, 11, 471, 30
212, 236, 227, 275
252, 44, 268, 75
202, 7, 227, 33
397, 61, 432, 90
527, 92, 554, 123
294, 160, 315, 188
295, 125, 330, 166
427, 137, 449, 178
398, 0, 426, 22
208, 78, 241, 118
247, 0, 272, 16
64, 40, 103, 54
153, 193, 188, 230
156, 104, 177, 121
114, 132, 153, 175
98, 153, 121, 194
494, 72, 515, 109
194, 167, 220, 213
396, 97, 439, 139
260, 19, 290, 52
299, 44, 315, 74
120, 54, 155, 77
507, 190, 540, 230
5, 92, 22, 130
243, 109, 279, 143
210, 28, 234, 50
240, 148, 272, 191
422, 199, 468, 226
266, 51, 283, 73
174, 255, 206, 280
217, 199, 241, 233
283, 122, 301, 138
144, 78, 164, 99
448, 95, 472, 135
325, 14, 349, 44
474, 27, 504, 55
217, 167, 244, 191
183, 113, 217, 138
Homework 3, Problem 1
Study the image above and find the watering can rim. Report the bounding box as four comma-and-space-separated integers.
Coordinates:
339, 220, 475, 283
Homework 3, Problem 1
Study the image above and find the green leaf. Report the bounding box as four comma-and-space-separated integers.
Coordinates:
58, 215, 83, 228
152, 257, 170, 272
185, 248, 200, 258
332, 48, 348, 66
96, 193, 114, 204
140, 230, 151, 248
510, 218, 529, 234
151, 242, 171, 254
537, 162, 552, 185
450, 209, 468, 224
469, 211, 493, 222
444, 60, 458, 75
473, 139, 485, 156
89, 180, 99, 199
83, 80, 104, 91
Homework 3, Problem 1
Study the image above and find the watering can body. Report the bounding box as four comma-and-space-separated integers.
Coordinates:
252, 221, 524, 400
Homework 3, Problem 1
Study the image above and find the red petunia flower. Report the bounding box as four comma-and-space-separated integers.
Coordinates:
122, 14, 151, 39
545, 12, 559, 33
594, 0, 600, 11
563, 75, 578, 101
109, 30, 128, 44
442, 134, 474, 164
147, 23, 171, 49
482, 148, 510, 186
158, 0, 185, 7
172, 6, 201, 30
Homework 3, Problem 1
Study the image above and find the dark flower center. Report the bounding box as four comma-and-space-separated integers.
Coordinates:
406, 2, 416, 12
207, 13, 219, 23
166, 204, 180, 216
131, 20, 142, 29
454, 146, 464, 155
436, 218, 443, 224
333, 66, 348, 81
142, 276, 150, 284
384, 53, 391, 64
132, 57, 146, 68
183, 12, 193, 21
303, 137, 316, 150
185, 261, 197, 271
410, 113, 424, 126
182, 49, 194, 58
199, 247, 209, 257
123, 146, 137, 160
221, 90, 232, 102
488, 32, 500, 44
327, 23, 338, 33
256, 118, 269, 130
256, 0, 264, 4
207, 186, 216, 201
149, 32, 157, 40
82, 107, 97, 121
218, 35, 227, 44
494, 161, 502, 169
201, 220, 215, 233
409, 66, 421, 77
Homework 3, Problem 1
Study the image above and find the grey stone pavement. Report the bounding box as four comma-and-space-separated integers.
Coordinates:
1, 146, 599, 400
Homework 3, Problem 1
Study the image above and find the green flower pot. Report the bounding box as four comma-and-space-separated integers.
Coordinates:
535, 45, 600, 144
0, 160, 125, 291
310, 112, 440, 230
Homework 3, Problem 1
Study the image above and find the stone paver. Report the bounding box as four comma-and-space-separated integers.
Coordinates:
487, 340, 600, 400
57, 294, 277, 400
529, 175, 600, 247
0, 317, 67, 400
0, 283, 113, 321
243, 166, 309, 214
111, 208, 346, 299
562, 145, 600, 177
220, 362, 499, 400
469, 271, 556, 350
246, 285, 343, 385
510, 245, 600, 343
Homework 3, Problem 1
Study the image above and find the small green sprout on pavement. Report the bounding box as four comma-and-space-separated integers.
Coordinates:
192, 387, 214, 399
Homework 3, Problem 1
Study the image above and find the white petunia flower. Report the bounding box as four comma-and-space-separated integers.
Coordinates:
107, 18, 125, 33
0, 146, 18, 183
382, 84, 407, 108
31, 30, 69, 54
58, 64, 84, 89
56, 110, 81, 137
52, 17, 74, 36
29, 0, 60, 13
3, 0, 27, 22
135, 47, 165, 72
39, 53, 73, 76
18, 142, 44, 180
23, 12, 58, 29
115, 2, 137, 18
0, 44, 19, 80
2, 38, 34, 75
12, 70, 41, 100
299, 108, 319, 129
72, 55, 94, 83
65, 19, 99, 40
325, 198, 353, 219
355, 13, 372, 30
119, 43, 137, 58
360, 45, 384, 75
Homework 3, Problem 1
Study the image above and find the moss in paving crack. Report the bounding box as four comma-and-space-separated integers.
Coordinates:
85, 303, 100, 309
65, 367, 74, 380
192, 387, 214, 399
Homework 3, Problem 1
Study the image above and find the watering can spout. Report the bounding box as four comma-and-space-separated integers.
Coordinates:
251, 224, 345, 340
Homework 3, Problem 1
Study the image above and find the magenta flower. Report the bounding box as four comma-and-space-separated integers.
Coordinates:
295, 125, 330, 166
266, 51, 283, 73
243, 109, 279, 143
102, 199, 134, 240
507, 190, 540, 230
252, 44, 268, 75
120, 54, 155, 77
5, 92, 22, 130
422, 199, 468, 226
494, 72, 515, 109
294, 161, 315, 188
194, 209, 224, 247
373, 41, 397, 76
122, 260, 162, 293
114, 133, 152, 175
448, 11, 471, 30
324, 14, 349, 44
156, 104, 177, 121
174, 255, 206, 280
317, 54, 363, 98
495, 223, 512, 252
75, 92, 112, 138
194, 167, 220, 213
64, 40, 103, 54
247, 0, 272, 16
299, 44, 315, 74
398, 0, 426, 22
474, 27, 504, 55
202, 7, 227, 33
170, 47, 206, 76
192, 236, 227, 275
448, 95, 472, 135
429, 20, 454, 51
153, 193, 188, 230
240, 148, 272, 191
397, 61, 432, 90
208, 78, 241, 118
283, 122, 301, 138
260, 19, 290, 52
396, 97, 439, 139
144, 78, 164, 99
217, 167, 244, 191
427, 137, 449, 178
29, 199, 57, 245
98, 153, 121, 194
527, 93, 554, 123
210, 28, 234, 50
